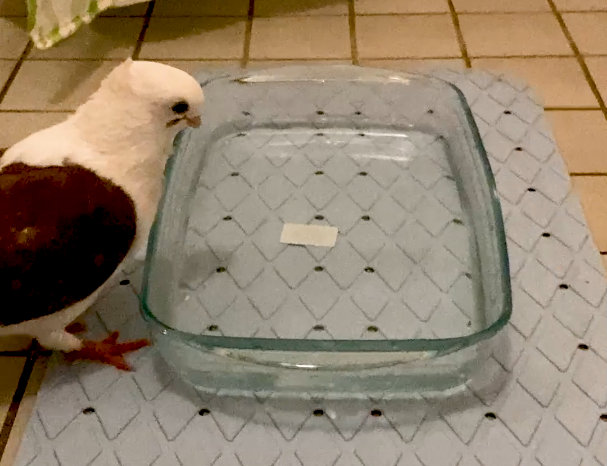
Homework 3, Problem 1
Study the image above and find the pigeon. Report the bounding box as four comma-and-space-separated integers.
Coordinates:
0, 59, 204, 370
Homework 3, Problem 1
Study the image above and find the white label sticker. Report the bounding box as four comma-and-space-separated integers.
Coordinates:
280, 223, 338, 248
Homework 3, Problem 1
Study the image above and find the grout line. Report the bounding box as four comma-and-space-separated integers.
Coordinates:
363, 54, 574, 59
344, 11, 586, 15
0, 341, 31, 357
0, 10, 603, 19
239, 56, 352, 62
470, 53, 592, 59
354, 11, 450, 15
132, 1, 155, 60
18, 58, 240, 63
247, 57, 352, 62
253, 13, 347, 17
450, 10, 558, 14
347, 0, 359, 65
558, 9, 607, 12
544, 106, 602, 111
468, 53, 575, 58
345, 55, 464, 60
23, 58, 127, 62
570, 172, 607, 176
95, 14, 147, 18
479, 53, 607, 57
149, 12, 446, 18
0, 347, 38, 460
546, 0, 607, 118
0, 42, 32, 106
241, 0, 255, 68
94, 10, 605, 17
447, 0, 471, 68
0, 351, 30, 357
15, 54, 592, 62
141, 14, 252, 18
4, 53, 593, 60
5, 9, 607, 18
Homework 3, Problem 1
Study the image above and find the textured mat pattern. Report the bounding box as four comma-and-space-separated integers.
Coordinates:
179, 127, 473, 340
14, 70, 607, 466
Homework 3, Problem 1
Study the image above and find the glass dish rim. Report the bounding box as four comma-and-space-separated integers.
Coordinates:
140, 65, 512, 354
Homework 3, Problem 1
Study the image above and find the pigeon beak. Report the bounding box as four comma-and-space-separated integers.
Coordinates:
186, 115, 202, 128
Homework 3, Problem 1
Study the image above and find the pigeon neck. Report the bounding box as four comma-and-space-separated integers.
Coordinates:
73, 89, 177, 160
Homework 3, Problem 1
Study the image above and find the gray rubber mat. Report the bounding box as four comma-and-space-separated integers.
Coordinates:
13, 69, 607, 466
177, 127, 473, 340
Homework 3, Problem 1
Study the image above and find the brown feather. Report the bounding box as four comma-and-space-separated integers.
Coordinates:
0, 162, 136, 325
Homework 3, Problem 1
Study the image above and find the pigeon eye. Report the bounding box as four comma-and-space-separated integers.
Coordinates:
171, 101, 189, 114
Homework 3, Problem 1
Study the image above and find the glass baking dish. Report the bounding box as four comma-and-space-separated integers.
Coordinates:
141, 66, 511, 398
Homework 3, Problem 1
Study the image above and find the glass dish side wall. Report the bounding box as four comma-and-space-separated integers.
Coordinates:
141, 66, 510, 393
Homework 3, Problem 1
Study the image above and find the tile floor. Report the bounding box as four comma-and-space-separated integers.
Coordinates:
1, 0, 607, 462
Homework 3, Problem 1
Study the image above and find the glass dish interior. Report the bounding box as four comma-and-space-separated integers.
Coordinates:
142, 66, 511, 395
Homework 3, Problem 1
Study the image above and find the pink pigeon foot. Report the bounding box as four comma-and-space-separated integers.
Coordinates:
65, 331, 150, 371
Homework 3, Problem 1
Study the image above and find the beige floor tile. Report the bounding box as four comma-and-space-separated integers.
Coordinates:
360, 58, 466, 71
459, 13, 572, 57
472, 57, 597, 107
357, 15, 460, 58
153, 0, 249, 16
563, 13, 607, 55
0, 112, 70, 146
247, 59, 351, 70
547, 111, 607, 173
572, 176, 607, 250
453, 0, 550, 12
0, 18, 29, 59
99, 2, 149, 16
586, 56, 607, 103
602, 254, 607, 273
1, 61, 120, 111
140, 18, 246, 59
255, 0, 348, 16
0, 336, 32, 352
250, 17, 350, 59
0, 356, 47, 466
554, 0, 607, 11
29, 18, 143, 59
0, 357, 26, 425
153, 60, 243, 76
0, 59, 15, 88
0, 0, 26, 16
355, 0, 449, 14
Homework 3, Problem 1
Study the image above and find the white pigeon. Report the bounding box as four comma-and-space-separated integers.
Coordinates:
0, 59, 204, 369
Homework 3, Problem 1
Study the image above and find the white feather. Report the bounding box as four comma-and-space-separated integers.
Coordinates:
0, 60, 204, 350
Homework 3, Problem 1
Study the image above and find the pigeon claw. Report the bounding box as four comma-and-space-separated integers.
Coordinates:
65, 331, 151, 371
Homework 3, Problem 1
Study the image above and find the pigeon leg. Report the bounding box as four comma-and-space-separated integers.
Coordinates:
36, 330, 83, 352
65, 331, 150, 371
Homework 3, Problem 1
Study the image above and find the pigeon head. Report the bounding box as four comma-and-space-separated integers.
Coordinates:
100, 59, 205, 131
